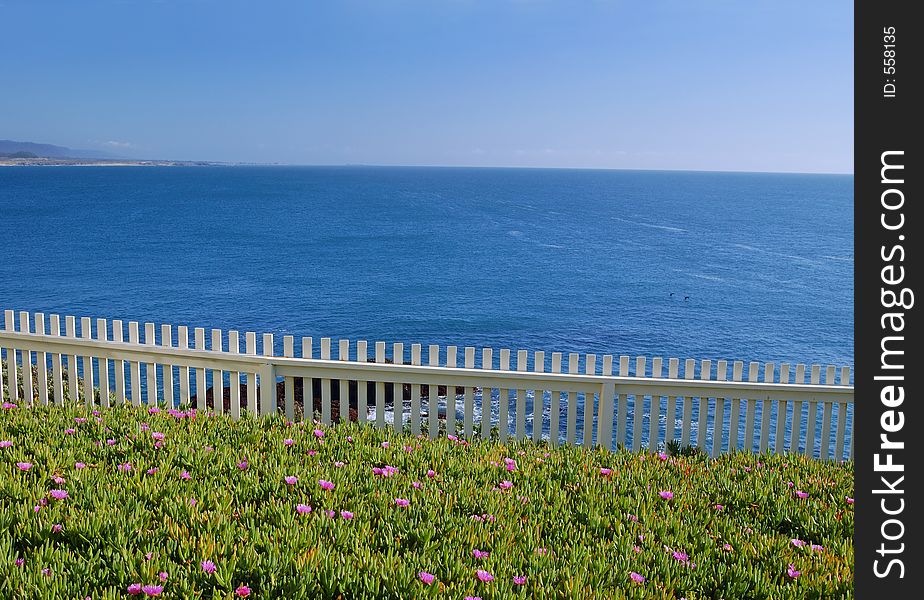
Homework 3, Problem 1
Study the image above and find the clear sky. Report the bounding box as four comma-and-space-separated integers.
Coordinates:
0, 0, 853, 173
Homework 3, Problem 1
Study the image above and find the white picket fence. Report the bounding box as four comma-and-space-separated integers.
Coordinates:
0, 309, 854, 460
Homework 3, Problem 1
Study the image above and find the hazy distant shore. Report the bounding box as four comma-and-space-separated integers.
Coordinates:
0, 157, 218, 167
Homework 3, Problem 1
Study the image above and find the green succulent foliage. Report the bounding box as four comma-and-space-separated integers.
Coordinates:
0, 403, 853, 599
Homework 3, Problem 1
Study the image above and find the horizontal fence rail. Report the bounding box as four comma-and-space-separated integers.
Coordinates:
0, 309, 854, 460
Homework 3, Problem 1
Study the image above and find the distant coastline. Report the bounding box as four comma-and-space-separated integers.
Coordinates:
0, 157, 219, 167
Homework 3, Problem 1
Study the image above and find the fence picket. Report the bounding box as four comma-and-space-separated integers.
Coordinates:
549, 352, 562, 447
375, 342, 386, 429
632, 356, 646, 452
728, 361, 743, 451
97, 319, 110, 408
340, 339, 350, 425
50, 314, 64, 405
464, 347, 476, 438
35, 313, 49, 406
260, 333, 274, 415
302, 337, 314, 420
712, 360, 728, 457
532, 351, 545, 444
114, 320, 127, 405
499, 349, 512, 443
3, 310, 17, 404
680, 358, 695, 447
228, 330, 239, 419
743, 362, 760, 452
820, 365, 836, 459
210, 329, 223, 414
697, 359, 711, 450
614, 356, 629, 449
427, 344, 438, 437
356, 340, 367, 424
283, 336, 295, 421
664, 358, 679, 447
515, 349, 528, 441
806, 365, 821, 457
193, 327, 206, 411
65, 316, 78, 403
649, 357, 663, 452
759, 362, 774, 452
481, 348, 494, 439
245, 332, 257, 413
20, 313, 35, 406
565, 352, 579, 445
177, 326, 190, 407
793, 364, 806, 454
775, 363, 790, 453
597, 355, 614, 449
581, 354, 596, 447
834, 366, 850, 460
145, 323, 159, 406
79, 317, 95, 408
320, 338, 332, 424
160, 324, 173, 410
410, 344, 421, 434
446, 346, 457, 436
393, 343, 404, 433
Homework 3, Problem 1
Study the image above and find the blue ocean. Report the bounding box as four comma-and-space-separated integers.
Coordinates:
0, 166, 853, 364
1, 166, 853, 450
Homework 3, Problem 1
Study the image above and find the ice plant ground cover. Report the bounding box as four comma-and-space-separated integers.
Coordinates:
1, 404, 853, 599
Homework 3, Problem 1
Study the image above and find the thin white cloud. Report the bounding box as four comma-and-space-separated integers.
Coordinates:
104, 140, 135, 149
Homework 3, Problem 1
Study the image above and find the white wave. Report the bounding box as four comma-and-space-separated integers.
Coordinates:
614, 217, 686, 233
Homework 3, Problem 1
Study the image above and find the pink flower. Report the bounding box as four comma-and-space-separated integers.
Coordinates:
284, 438, 295, 446
795, 490, 809, 499
472, 549, 489, 559
334, 461, 345, 468
15, 558, 25, 567
127, 583, 143, 595
599, 468, 612, 476
52, 476, 66, 484
325, 509, 336, 518
49, 489, 68, 500
235, 586, 251, 597
201, 560, 217, 574
307, 450, 317, 456
426, 469, 436, 478
714, 504, 724, 511
672, 550, 690, 563
146, 468, 158, 475
476, 569, 494, 583
285, 476, 299, 486
412, 481, 422, 489
107, 439, 117, 446
64, 428, 76, 435
145, 552, 154, 561
237, 461, 248, 470
75, 462, 86, 469
846, 497, 854, 505
723, 543, 733, 552
0, 440, 12, 448
499, 480, 513, 490
51, 523, 63, 533
152, 432, 165, 441
659, 490, 674, 500
158, 572, 168, 582
418, 571, 435, 585
296, 504, 312, 514
513, 575, 527, 585
181, 470, 191, 480
787, 564, 801, 579
381, 441, 389, 448
340, 510, 354, 520
535, 547, 548, 556
142, 585, 163, 596
630, 572, 645, 584
633, 545, 642, 553
394, 498, 410, 507
313, 429, 325, 438
16, 462, 32, 471
148, 407, 161, 414
791, 539, 805, 548
41, 567, 52, 576
2, 402, 17, 409
658, 452, 668, 461
118, 463, 132, 472
319, 479, 334, 490
464, 597, 482, 600
811, 544, 824, 552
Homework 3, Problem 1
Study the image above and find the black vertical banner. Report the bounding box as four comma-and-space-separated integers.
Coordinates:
855, 0, 921, 597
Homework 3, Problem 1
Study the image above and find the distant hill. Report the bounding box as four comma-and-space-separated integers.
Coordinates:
0, 140, 112, 159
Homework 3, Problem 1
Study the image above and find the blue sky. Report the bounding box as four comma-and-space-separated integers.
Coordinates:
0, 0, 853, 173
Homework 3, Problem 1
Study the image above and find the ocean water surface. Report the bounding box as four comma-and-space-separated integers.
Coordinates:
0, 166, 853, 450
